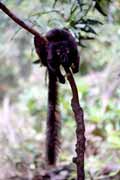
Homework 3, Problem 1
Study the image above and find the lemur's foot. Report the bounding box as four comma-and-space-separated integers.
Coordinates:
58, 75, 65, 84
71, 64, 79, 73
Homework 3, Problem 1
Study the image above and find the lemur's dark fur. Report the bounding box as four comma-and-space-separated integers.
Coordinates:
34, 28, 80, 165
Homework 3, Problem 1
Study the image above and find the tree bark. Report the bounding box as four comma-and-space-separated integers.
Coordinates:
67, 71, 86, 180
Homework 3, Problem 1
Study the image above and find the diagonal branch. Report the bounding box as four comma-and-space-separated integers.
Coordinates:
0, 2, 45, 39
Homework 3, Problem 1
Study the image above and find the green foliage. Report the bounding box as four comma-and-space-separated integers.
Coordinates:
29, 0, 110, 45
49, 0, 111, 45
94, 0, 111, 16
0, 0, 120, 178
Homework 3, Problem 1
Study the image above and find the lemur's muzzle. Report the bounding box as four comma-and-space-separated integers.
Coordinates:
61, 54, 69, 67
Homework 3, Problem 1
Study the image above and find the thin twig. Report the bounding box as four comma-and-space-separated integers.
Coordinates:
30, 9, 66, 20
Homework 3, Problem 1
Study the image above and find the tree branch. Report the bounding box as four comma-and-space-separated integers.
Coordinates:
0, 2, 45, 39
67, 70, 86, 180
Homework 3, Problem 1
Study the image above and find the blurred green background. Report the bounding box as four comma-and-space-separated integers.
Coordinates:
0, 0, 120, 179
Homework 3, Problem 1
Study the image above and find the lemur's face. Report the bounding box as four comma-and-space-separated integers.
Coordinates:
53, 41, 72, 67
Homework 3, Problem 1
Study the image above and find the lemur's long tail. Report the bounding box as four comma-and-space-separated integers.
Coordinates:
46, 72, 61, 165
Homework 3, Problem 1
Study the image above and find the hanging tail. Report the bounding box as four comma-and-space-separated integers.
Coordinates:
46, 72, 61, 165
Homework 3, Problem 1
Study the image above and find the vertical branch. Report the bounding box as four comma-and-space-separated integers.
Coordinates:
67, 70, 86, 180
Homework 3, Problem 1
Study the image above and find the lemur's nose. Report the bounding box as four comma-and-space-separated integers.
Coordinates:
61, 55, 68, 66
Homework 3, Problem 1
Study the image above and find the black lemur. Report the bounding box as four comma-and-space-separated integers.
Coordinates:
34, 28, 80, 165
0, 1, 79, 166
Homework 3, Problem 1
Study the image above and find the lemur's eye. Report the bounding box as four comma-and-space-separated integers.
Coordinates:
66, 49, 70, 54
56, 49, 60, 55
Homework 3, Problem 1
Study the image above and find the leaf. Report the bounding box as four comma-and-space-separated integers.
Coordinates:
79, 36, 95, 40
78, 41, 87, 48
76, 0, 81, 6
76, 0, 82, 10
85, 19, 103, 25
53, 0, 58, 8
94, 0, 111, 16
80, 25, 97, 34
33, 59, 41, 64
95, 2, 107, 16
